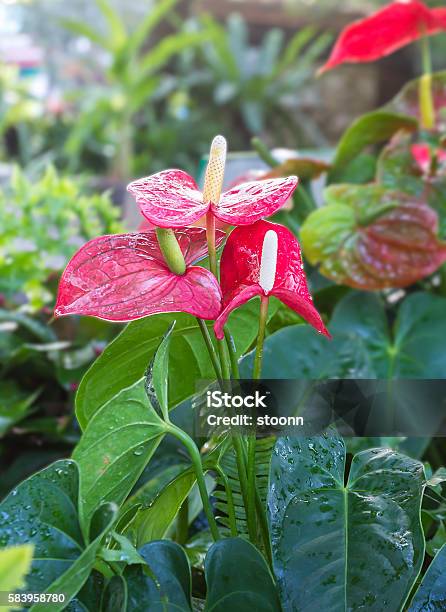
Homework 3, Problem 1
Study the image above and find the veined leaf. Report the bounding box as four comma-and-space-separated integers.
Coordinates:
0, 460, 117, 612
409, 543, 446, 610
268, 432, 425, 611
300, 183, 446, 290
76, 299, 276, 429
73, 380, 168, 532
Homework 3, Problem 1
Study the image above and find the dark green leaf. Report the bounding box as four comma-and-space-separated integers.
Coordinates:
241, 291, 446, 379
125, 541, 192, 611
409, 544, 446, 611
268, 433, 425, 611
0, 460, 117, 612
204, 537, 280, 611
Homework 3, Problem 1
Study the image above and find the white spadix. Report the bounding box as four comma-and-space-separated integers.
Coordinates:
259, 229, 278, 293
203, 135, 227, 205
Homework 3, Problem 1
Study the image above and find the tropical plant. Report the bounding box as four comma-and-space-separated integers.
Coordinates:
189, 13, 331, 147
62, 0, 209, 179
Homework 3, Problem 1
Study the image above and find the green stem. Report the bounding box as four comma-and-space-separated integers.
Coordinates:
421, 33, 432, 75
419, 35, 435, 130
251, 137, 279, 168
246, 433, 258, 546
224, 328, 240, 379
214, 464, 238, 537
156, 228, 186, 275
166, 423, 220, 541
197, 318, 222, 383
254, 488, 273, 567
253, 295, 269, 380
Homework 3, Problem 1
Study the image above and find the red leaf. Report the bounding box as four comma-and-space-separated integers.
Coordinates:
214, 220, 329, 339
54, 232, 222, 321
320, 0, 446, 73
127, 169, 208, 228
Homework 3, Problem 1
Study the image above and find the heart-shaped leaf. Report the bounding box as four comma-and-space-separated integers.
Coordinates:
300, 183, 446, 289
268, 432, 425, 611
204, 537, 280, 611
72, 380, 168, 532
0, 460, 117, 611
409, 543, 446, 610
76, 299, 278, 429
241, 291, 446, 379
124, 540, 192, 611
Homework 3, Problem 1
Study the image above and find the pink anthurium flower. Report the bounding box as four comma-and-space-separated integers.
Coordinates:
411, 142, 446, 174
127, 136, 298, 229
214, 220, 330, 339
54, 227, 225, 322
319, 0, 446, 73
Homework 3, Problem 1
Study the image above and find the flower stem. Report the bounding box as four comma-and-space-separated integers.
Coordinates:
196, 318, 222, 384
166, 423, 220, 542
253, 295, 269, 380
224, 328, 240, 379
155, 228, 186, 275
214, 463, 238, 537
419, 35, 435, 130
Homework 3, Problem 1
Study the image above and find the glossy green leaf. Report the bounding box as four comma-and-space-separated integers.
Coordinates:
145, 322, 175, 420
331, 111, 417, 176
204, 537, 280, 611
409, 544, 446, 611
124, 541, 192, 611
72, 380, 168, 531
76, 300, 275, 429
128, 468, 196, 546
268, 432, 425, 611
0, 460, 117, 612
0, 544, 33, 593
241, 291, 446, 379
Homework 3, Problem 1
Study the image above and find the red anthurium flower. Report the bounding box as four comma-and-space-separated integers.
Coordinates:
214, 220, 330, 340
127, 136, 297, 229
320, 0, 446, 73
411, 143, 446, 174
54, 227, 225, 322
